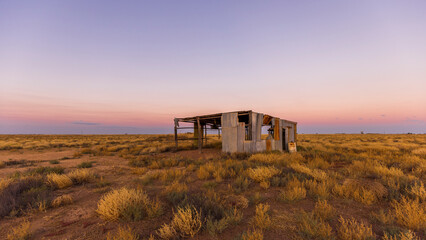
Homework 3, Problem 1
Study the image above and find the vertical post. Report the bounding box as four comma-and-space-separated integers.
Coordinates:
197, 117, 202, 153
294, 123, 297, 142
204, 125, 207, 144
174, 119, 178, 151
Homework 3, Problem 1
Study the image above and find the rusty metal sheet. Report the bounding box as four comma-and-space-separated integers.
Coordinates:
274, 118, 280, 140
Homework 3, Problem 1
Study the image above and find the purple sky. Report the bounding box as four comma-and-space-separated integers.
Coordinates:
1, 1, 425, 134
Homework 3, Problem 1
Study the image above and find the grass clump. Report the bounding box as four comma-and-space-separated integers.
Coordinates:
279, 186, 307, 202
337, 216, 375, 240
51, 194, 73, 208
67, 169, 95, 184
250, 203, 271, 230
298, 211, 333, 240
77, 161, 93, 168
313, 200, 334, 221
0, 161, 5, 168
49, 160, 60, 164
106, 226, 139, 240
248, 166, 280, 189
163, 181, 188, 206
96, 187, 162, 221
7, 220, 30, 240
28, 166, 64, 175
46, 173, 73, 189
391, 196, 425, 230
241, 228, 264, 240
157, 205, 202, 238
382, 230, 419, 240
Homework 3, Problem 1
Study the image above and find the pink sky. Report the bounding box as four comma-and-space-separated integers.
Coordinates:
1, 1, 425, 134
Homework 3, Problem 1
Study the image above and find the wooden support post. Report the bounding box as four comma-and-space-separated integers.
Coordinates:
174, 119, 178, 151
204, 125, 207, 144
294, 123, 297, 142
197, 117, 202, 153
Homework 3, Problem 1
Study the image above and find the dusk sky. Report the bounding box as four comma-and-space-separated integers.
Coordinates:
1, 1, 425, 134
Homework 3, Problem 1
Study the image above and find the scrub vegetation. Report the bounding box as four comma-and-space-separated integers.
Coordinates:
0, 133, 425, 239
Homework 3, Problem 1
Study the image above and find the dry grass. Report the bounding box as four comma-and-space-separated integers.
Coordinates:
46, 173, 73, 189
241, 228, 264, 240
298, 211, 333, 240
67, 169, 95, 184
96, 187, 162, 221
7, 220, 30, 240
248, 166, 280, 188
337, 216, 375, 240
382, 230, 420, 240
278, 186, 307, 202
391, 196, 425, 230
313, 200, 334, 220
106, 226, 139, 240
51, 194, 73, 208
251, 203, 271, 230
171, 205, 202, 238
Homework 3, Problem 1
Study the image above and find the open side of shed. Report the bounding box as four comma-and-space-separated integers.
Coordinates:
174, 110, 297, 153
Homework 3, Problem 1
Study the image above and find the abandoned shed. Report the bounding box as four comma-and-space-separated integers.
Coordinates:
174, 110, 297, 153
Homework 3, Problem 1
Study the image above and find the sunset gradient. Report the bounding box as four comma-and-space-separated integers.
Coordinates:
1, 1, 425, 134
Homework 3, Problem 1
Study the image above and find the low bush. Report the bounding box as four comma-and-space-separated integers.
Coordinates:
279, 186, 307, 202
241, 228, 263, 240
251, 203, 271, 230
96, 187, 162, 221
382, 230, 419, 240
106, 226, 139, 240
337, 216, 374, 240
297, 211, 333, 240
67, 169, 95, 184
51, 194, 73, 208
46, 173, 73, 189
77, 161, 93, 168
0, 177, 50, 218
313, 200, 334, 221
7, 220, 30, 240
391, 196, 425, 230
28, 166, 64, 175
172, 205, 202, 238
164, 181, 188, 206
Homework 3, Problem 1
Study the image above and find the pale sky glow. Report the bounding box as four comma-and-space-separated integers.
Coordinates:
1, 1, 425, 134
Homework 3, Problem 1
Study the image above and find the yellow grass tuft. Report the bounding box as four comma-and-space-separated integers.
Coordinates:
67, 168, 95, 184
46, 173, 73, 189
382, 230, 419, 240
0, 178, 13, 191
298, 211, 334, 239
7, 220, 30, 240
391, 196, 425, 230
337, 216, 374, 240
241, 228, 263, 240
279, 186, 307, 202
171, 205, 202, 238
251, 203, 271, 230
313, 199, 334, 220
248, 166, 280, 188
106, 226, 139, 240
407, 182, 425, 201
51, 194, 73, 208
156, 223, 177, 239
96, 187, 162, 221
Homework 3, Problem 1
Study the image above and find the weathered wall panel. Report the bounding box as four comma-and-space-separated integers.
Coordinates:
221, 113, 238, 153
237, 122, 245, 152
